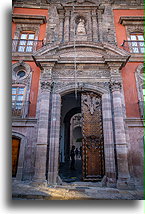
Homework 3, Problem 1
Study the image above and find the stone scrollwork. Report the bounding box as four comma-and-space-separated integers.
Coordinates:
82, 93, 101, 115
40, 81, 52, 92
110, 80, 122, 92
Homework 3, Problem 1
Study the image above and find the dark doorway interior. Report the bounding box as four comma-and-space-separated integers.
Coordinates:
59, 92, 83, 182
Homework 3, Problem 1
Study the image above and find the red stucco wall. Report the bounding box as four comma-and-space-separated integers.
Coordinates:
113, 9, 143, 117
12, 8, 48, 116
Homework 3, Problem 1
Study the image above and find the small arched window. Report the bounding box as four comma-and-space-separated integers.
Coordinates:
129, 33, 144, 53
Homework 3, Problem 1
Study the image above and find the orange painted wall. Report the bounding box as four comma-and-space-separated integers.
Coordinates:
12, 7, 49, 117
113, 10, 144, 48
121, 62, 141, 118
12, 61, 41, 117
12, 8, 48, 40
113, 9, 143, 118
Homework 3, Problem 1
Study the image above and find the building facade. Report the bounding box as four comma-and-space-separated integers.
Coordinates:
12, 0, 144, 190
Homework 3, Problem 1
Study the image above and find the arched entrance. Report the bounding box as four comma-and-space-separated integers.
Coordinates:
59, 90, 105, 182
12, 137, 20, 177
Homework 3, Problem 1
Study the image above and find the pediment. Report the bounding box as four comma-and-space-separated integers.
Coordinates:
33, 42, 130, 67
65, 0, 97, 5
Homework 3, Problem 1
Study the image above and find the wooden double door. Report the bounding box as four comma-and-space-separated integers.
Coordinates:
81, 92, 104, 181
12, 137, 20, 177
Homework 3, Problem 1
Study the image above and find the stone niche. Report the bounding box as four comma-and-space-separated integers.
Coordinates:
57, 0, 105, 42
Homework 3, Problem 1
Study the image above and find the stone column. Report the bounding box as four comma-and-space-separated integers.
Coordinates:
92, 10, 98, 42
102, 93, 116, 187
64, 10, 70, 42
32, 80, 51, 185
48, 93, 61, 184
110, 80, 133, 189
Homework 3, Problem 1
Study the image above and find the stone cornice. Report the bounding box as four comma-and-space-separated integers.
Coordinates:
12, 118, 37, 126
119, 16, 144, 25
125, 118, 145, 127
33, 41, 130, 70
12, 14, 47, 24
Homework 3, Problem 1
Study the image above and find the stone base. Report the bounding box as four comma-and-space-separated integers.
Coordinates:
47, 172, 58, 185
31, 179, 47, 187
117, 178, 135, 190
106, 177, 117, 188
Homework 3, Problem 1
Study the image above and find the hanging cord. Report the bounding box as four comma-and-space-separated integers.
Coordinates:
72, 3, 77, 99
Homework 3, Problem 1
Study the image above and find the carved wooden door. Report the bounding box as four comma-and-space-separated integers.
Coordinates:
12, 138, 20, 177
81, 92, 104, 181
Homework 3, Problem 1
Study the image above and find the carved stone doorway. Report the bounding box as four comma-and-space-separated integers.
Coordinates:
59, 91, 104, 182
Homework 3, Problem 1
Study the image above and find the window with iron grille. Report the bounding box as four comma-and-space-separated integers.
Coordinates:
12, 86, 25, 110
17, 32, 35, 53
129, 33, 144, 53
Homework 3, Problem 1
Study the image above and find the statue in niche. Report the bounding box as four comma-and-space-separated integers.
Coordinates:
76, 18, 86, 35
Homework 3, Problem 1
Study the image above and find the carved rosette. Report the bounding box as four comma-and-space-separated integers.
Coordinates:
110, 80, 122, 92
40, 81, 51, 92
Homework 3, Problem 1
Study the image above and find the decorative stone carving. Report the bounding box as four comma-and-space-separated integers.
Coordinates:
76, 18, 86, 35
135, 64, 144, 117
14, 24, 40, 40
82, 93, 101, 115
126, 25, 144, 35
40, 81, 52, 92
12, 61, 31, 82
110, 80, 122, 92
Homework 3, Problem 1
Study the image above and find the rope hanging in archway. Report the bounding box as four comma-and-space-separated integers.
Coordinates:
72, 3, 78, 99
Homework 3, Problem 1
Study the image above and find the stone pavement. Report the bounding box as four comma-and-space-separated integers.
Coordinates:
12, 180, 144, 200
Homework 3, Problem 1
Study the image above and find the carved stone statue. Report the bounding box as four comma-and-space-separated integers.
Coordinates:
76, 18, 86, 35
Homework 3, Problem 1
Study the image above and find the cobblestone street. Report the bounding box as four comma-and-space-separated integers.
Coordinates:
12, 180, 144, 200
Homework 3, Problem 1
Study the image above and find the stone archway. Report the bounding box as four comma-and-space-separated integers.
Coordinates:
46, 84, 119, 186
57, 87, 111, 183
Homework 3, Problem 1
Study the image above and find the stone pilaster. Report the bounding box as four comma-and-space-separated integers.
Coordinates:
102, 93, 116, 187
64, 10, 70, 42
48, 93, 61, 184
97, 7, 104, 42
32, 80, 51, 185
110, 80, 134, 189
92, 10, 98, 42
59, 12, 64, 42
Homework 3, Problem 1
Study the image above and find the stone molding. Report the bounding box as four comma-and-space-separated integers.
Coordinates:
119, 16, 144, 26
12, 118, 37, 126
12, 60, 31, 82
54, 81, 109, 95
125, 118, 145, 127
12, 14, 47, 24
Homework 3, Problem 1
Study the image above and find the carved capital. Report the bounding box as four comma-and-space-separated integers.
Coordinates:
110, 68, 120, 75
110, 80, 122, 92
40, 81, 51, 92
